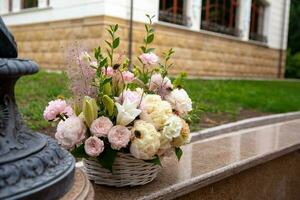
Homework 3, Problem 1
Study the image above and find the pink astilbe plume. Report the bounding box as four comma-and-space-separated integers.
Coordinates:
65, 43, 97, 105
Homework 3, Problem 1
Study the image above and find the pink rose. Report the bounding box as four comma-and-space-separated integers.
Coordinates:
102, 67, 114, 77
84, 136, 104, 157
43, 99, 73, 121
55, 116, 86, 149
139, 53, 159, 65
108, 125, 131, 150
90, 116, 113, 137
122, 71, 134, 83
149, 73, 173, 99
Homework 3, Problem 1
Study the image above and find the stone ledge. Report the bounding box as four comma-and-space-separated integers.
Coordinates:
191, 111, 300, 141
77, 118, 300, 200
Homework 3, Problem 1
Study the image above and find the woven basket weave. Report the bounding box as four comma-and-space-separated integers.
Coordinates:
83, 153, 160, 187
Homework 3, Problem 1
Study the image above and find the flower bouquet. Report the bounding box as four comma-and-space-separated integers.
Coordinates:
43, 15, 193, 187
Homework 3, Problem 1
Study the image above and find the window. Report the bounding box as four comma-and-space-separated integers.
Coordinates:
159, 0, 189, 26
201, 0, 240, 36
250, 0, 267, 43
21, 0, 38, 9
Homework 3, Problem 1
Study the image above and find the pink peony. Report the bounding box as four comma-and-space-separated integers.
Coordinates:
148, 73, 173, 99
84, 136, 104, 157
55, 116, 86, 149
90, 116, 113, 137
139, 53, 159, 65
117, 89, 142, 105
102, 67, 114, 77
122, 71, 135, 83
108, 125, 131, 150
43, 99, 73, 121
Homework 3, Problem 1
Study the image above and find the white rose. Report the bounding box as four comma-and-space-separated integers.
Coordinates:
130, 120, 161, 160
165, 88, 192, 116
55, 116, 86, 149
162, 115, 182, 139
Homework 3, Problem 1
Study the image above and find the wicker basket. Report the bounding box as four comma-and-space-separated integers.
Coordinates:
82, 153, 160, 187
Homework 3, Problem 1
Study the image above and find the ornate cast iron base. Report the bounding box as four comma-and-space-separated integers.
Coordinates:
0, 59, 75, 200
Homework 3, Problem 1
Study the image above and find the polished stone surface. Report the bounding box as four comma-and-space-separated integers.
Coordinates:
61, 169, 94, 200
90, 119, 300, 200
177, 151, 300, 200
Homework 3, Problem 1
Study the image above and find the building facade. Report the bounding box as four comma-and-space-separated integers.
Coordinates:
0, 0, 290, 78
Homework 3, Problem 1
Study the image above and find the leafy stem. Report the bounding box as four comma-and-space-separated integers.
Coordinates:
106, 24, 120, 67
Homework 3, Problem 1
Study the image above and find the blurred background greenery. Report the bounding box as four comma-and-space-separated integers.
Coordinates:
285, 0, 300, 78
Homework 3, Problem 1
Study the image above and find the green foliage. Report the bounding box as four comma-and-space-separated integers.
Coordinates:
175, 147, 183, 161
140, 14, 156, 54
285, 50, 300, 78
97, 145, 118, 172
286, 0, 300, 78
105, 24, 120, 67
144, 155, 162, 166
71, 144, 88, 159
159, 48, 175, 77
173, 72, 187, 89
288, 0, 300, 55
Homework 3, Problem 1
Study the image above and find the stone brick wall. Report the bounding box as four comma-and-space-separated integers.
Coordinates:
9, 16, 285, 78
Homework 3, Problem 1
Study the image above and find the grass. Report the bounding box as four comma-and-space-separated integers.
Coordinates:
15, 71, 300, 131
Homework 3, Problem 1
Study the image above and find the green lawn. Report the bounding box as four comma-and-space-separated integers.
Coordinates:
15, 71, 300, 131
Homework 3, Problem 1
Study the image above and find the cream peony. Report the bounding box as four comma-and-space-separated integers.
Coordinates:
172, 118, 191, 147
139, 94, 172, 130
108, 125, 131, 150
165, 88, 192, 116
130, 120, 161, 160
90, 116, 113, 137
84, 136, 104, 157
55, 116, 86, 149
162, 115, 183, 139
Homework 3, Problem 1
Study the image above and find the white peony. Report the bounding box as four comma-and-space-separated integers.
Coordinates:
162, 115, 182, 139
55, 116, 86, 149
165, 88, 192, 116
130, 120, 161, 160
139, 94, 172, 130
116, 98, 141, 126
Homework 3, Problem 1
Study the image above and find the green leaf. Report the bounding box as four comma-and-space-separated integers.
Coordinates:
147, 34, 154, 43
100, 58, 108, 68
144, 155, 162, 166
175, 147, 183, 161
105, 40, 112, 48
145, 48, 155, 53
114, 24, 118, 32
97, 146, 117, 172
140, 46, 146, 53
144, 24, 149, 32
113, 37, 120, 49
107, 29, 114, 37
71, 144, 88, 159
